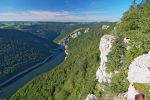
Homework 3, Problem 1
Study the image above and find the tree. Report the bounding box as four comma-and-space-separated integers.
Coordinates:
132, 0, 137, 8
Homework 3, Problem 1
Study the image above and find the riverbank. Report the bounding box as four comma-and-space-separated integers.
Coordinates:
0, 54, 53, 87
0, 48, 66, 99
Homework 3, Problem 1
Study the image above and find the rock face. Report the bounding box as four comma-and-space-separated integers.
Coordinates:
128, 51, 150, 83
84, 28, 90, 33
127, 51, 150, 100
86, 35, 114, 100
64, 45, 68, 60
60, 28, 90, 61
127, 85, 139, 100
102, 25, 110, 30
70, 28, 89, 38
59, 28, 90, 46
114, 93, 127, 100
86, 94, 97, 100
123, 38, 130, 43
96, 35, 115, 83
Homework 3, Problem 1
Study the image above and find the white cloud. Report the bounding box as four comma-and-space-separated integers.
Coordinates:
0, 10, 120, 22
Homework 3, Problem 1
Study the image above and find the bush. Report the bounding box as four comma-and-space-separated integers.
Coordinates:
111, 72, 129, 93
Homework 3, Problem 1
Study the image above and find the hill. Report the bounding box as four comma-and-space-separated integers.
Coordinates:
10, 0, 150, 99
0, 29, 58, 84
10, 23, 115, 100
0, 22, 102, 41
1, 1, 150, 99
95, 0, 150, 99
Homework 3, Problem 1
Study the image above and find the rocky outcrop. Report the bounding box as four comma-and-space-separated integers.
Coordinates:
96, 35, 115, 83
102, 25, 110, 30
60, 28, 90, 61
64, 45, 68, 60
114, 93, 127, 100
127, 85, 139, 100
86, 94, 97, 100
127, 51, 150, 100
128, 51, 150, 83
123, 38, 130, 43
70, 28, 89, 38
84, 28, 90, 33
86, 35, 114, 100
59, 28, 90, 46
124, 38, 131, 50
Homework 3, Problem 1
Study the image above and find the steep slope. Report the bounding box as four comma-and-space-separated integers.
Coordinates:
96, 1, 150, 100
0, 22, 101, 42
10, 23, 115, 100
127, 51, 150, 99
96, 35, 115, 83
116, 1, 150, 99
0, 29, 57, 84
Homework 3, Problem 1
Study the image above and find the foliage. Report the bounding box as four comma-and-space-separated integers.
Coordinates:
109, 0, 150, 94
0, 22, 103, 41
111, 72, 129, 93
0, 29, 57, 83
0, 98, 6, 100
94, 83, 103, 97
134, 83, 150, 100
106, 36, 126, 73
1, 0, 150, 98
11, 24, 115, 100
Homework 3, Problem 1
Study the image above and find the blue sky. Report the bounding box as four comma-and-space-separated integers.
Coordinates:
0, 0, 142, 22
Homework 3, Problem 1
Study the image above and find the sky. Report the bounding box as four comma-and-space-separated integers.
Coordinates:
0, 0, 142, 22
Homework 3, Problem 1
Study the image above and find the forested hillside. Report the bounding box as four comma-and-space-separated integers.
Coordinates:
0, 22, 101, 41
10, 24, 115, 100
103, 0, 150, 99
0, 29, 57, 84
2, 0, 150, 99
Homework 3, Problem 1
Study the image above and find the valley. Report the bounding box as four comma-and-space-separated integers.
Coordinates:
9, 23, 115, 100
0, 1, 150, 100
0, 48, 66, 99
0, 22, 108, 100
0, 26, 66, 99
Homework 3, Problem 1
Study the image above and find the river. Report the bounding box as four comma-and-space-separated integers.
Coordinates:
0, 47, 66, 99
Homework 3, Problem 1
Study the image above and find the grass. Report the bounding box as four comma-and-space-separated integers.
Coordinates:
134, 83, 150, 100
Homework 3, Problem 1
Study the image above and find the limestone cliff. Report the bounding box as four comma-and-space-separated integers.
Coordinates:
127, 51, 150, 100
96, 35, 115, 83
